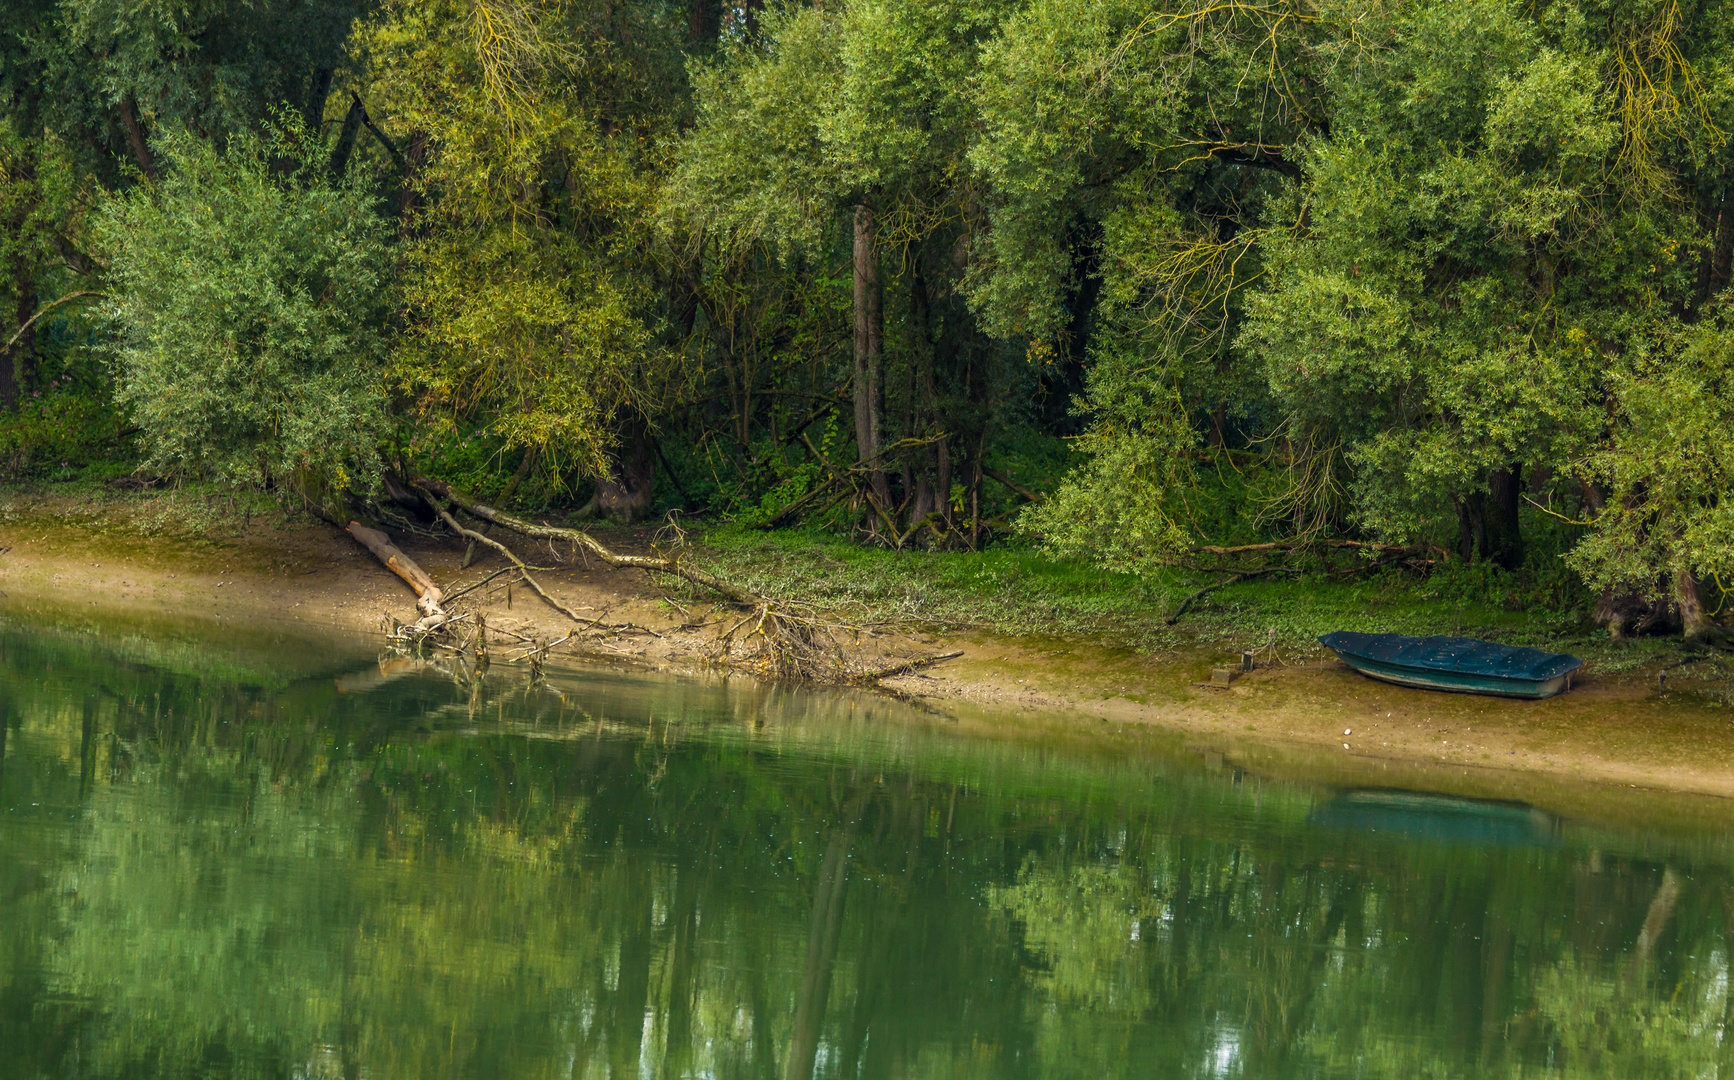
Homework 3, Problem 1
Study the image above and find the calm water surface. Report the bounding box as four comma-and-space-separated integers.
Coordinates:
0, 611, 1730, 1079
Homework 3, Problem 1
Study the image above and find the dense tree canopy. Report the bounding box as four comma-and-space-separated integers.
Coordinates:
3, 0, 1733, 637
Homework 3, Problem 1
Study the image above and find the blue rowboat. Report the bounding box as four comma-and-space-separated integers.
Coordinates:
1318, 631, 1583, 699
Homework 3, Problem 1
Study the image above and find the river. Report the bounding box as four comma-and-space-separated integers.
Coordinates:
0, 609, 1729, 1078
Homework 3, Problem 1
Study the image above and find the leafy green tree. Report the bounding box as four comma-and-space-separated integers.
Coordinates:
1570, 310, 1734, 643
96, 125, 394, 488
362, 0, 686, 520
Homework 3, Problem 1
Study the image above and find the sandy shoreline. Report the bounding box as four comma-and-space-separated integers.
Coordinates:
1, 506, 1731, 814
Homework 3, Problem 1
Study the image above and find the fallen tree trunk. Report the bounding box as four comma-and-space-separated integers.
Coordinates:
346, 520, 449, 627
415, 478, 765, 606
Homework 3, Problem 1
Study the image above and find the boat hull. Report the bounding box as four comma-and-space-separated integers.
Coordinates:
1334, 652, 1573, 699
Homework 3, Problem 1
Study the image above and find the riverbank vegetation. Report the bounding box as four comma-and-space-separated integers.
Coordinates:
3, 0, 1732, 652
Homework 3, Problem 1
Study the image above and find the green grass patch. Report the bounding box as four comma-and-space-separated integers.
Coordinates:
697, 526, 1725, 679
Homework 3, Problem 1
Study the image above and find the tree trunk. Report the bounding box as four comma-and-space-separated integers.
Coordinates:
308, 67, 335, 134
2, 278, 34, 410
345, 521, 449, 627
688, 0, 722, 42
327, 93, 367, 178
117, 97, 156, 185
1455, 496, 1483, 563
1677, 566, 1726, 645
1484, 465, 1523, 571
853, 203, 890, 512
596, 416, 656, 524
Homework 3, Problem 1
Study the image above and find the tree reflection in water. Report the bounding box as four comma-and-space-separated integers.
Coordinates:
0, 616, 1729, 1079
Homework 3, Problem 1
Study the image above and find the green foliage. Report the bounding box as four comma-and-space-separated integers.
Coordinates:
0, 387, 126, 480
96, 123, 394, 488
1569, 309, 1734, 602
367, 0, 678, 485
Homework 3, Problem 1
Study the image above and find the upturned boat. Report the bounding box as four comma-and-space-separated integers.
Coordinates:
1317, 631, 1582, 699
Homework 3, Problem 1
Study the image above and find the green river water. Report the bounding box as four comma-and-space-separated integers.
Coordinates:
1, 609, 1731, 1079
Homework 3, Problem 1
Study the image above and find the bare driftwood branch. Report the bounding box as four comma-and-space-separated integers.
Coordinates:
346, 521, 449, 628
417, 491, 597, 626
855, 651, 964, 682
417, 478, 766, 605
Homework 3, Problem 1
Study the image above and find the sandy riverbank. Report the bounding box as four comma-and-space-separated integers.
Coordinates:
1, 502, 1730, 807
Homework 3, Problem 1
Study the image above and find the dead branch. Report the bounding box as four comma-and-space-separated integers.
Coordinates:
347, 521, 449, 628
1166, 568, 1302, 625
417, 478, 765, 605
417, 489, 604, 628
981, 466, 1045, 505
855, 651, 964, 682
442, 564, 518, 604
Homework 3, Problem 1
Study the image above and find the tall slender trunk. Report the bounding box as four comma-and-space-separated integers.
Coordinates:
853, 203, 890, 511
2, 277, 34, 410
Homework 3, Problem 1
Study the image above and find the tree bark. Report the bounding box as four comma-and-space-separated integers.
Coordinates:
345, 521, 449, 626
116, 97, 156, 186
853, 203, 890, 511
596, 416, 656, 524
2, 279, 34, 410
327, 93, 367, 178
1484, 465, 1523, 571
1676, 566, 1726, 645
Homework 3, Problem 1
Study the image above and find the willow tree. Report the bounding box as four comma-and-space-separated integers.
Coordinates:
976, 0, 1323, 572
361, 0, 684, 521
986, 0, 1734, 635
96, 127, 394, 489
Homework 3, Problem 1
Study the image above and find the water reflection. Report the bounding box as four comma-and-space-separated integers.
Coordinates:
0, 614, 1731, 1078
1309, 790, 1559, 848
